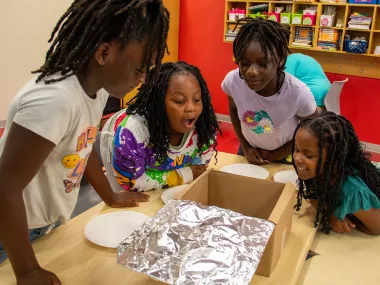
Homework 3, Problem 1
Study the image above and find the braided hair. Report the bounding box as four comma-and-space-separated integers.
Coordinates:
127, 61, 221, 162
233, 18, 290, 92
33, 0, 170, 84
293, 112, 380, 233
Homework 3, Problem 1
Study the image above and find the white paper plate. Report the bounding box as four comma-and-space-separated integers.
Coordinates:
84, 211, 150, 248
161, 184, 189, 204
220, 164, 269, 180
273, 170, 299, 189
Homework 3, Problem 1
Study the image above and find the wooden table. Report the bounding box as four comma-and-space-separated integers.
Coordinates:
0, 152, 318, 284
297, 224, 380, 285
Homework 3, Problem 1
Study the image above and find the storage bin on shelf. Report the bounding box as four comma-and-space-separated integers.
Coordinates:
249, 13, 268, 20
320, 14, 336, 27
292, 12, 303, 25
348, 0, 377, 4
268, 12, 280, 23
344, 39, 368, 54
280, 13, 292, 24
303, 14, 316, 26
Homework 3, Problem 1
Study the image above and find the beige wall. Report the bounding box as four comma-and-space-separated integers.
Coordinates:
0, 0, 73, 120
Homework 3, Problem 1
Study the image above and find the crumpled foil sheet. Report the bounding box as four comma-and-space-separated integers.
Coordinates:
117, 200, 275, 285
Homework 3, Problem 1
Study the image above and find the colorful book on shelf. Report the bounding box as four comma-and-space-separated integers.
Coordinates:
347, 24, 370, 30
293, 27, 313, 47
227, 23, 242, 34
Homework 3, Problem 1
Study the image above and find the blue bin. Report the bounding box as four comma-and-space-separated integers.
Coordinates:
348, 0, 377, 3
344, 39, 368, 54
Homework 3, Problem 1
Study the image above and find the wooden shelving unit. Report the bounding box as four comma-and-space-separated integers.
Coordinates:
224, 1, 380, 79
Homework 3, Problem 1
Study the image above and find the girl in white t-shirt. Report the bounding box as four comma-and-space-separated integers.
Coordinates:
222, 18, 317, 165
0, 1, 169, 284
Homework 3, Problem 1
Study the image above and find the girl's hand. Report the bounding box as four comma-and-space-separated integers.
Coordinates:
243, 146, 269, 165
17, 268, 61, 285
258, 149, 274, 162
190, 164, 208, 179
110, 191, 150, 208
330, 215, 356, 234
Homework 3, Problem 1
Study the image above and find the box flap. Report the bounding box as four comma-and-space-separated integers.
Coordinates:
181, 170, 210, 205
268, 183, 296, 224
208, 170, 284, 220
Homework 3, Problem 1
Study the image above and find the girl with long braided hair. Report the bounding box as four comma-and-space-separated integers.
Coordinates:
222, 18, 317, 166
293, 112, 380, 235
0, 1, 169, 283
101, 61, 221, 192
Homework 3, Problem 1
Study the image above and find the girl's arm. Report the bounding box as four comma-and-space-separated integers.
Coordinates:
112, 126, 194, 192
353, 208, 380, 235
84, 148, 149, 206
0, 123, 58, 283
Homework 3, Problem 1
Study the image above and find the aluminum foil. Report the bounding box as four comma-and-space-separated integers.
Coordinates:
117, 200, 275, 285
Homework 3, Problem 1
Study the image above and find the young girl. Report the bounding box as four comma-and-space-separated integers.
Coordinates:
222, 19, 317, 165
101, 61, 221, 192
293, 112, 380, 235
0, 1, 169, 283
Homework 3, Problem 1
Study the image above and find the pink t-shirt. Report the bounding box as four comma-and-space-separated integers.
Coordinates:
222, 69, 316, 151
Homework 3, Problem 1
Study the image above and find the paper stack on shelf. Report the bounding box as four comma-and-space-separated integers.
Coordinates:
317, 28, 341, 51
348, 13, 372, 30
291, 27, 313, 48
225, 23, 242, 42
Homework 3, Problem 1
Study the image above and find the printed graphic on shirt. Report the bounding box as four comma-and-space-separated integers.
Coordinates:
61, 124, 98, 193
61, 154, 80, 169
242, 110, 274, 134
113, 120, 214, 191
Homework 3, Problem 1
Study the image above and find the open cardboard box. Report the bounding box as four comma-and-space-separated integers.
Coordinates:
177, 169, 296, 277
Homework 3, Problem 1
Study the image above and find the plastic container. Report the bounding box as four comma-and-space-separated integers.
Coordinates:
228, 13, 237, 21
292, 13, 303, 25
238, 9, 246, 19
320, 14, 336, 27
303, 14, 316, 25
344, 39, 368, 53
280, 13, 292, 24
268, 12, 280, 22
348, 0, 377, 3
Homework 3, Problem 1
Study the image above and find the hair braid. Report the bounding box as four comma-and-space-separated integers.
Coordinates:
293, 112, 380, 233
33, 0, 170, 84
126, 61, 221, 163
233, 18, 290, 93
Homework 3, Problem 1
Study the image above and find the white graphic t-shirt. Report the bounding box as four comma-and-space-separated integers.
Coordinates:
222, 69, 316, 151
0, 74, 108, 228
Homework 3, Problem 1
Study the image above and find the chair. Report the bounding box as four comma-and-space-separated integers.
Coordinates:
324, 78, 348, 115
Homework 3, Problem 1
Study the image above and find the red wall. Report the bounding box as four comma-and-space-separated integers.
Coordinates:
178, 0, 380, 144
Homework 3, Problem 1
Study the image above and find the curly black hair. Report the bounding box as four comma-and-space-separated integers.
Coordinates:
233, 18, 290, 92
293, 112, 380, 233
127, 61, 221, 162
33, 0, 169, 84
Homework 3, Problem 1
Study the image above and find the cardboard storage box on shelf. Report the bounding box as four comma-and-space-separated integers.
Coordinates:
179, 169, 296, 277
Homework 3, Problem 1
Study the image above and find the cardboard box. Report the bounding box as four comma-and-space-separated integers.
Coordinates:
179, 169, 296, 277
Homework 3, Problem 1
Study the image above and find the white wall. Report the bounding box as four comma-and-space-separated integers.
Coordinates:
0, 0, 73, 120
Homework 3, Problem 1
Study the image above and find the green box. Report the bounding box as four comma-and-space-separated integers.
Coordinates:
280, 13, 292, 25
292, 13, 303, 25
249, 13, 268, 20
